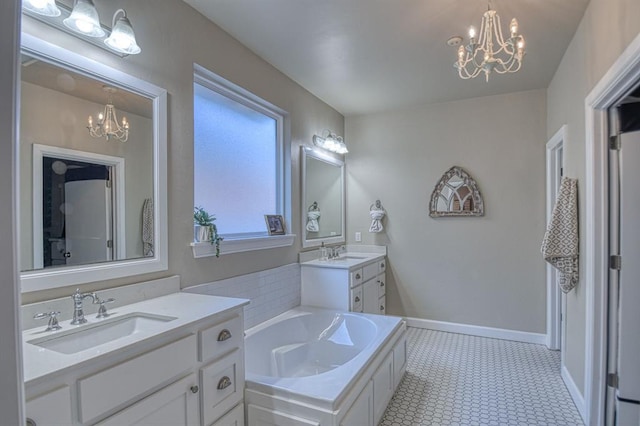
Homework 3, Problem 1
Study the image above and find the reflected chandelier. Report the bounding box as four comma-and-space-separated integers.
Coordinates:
87, 86, 129, 142
452, 1, 525, 81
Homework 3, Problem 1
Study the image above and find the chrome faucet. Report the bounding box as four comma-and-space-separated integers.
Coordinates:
70, 289, 95, 325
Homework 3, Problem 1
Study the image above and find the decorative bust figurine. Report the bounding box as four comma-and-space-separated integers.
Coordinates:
306, 201, 320, 232
369, 200, 385, 233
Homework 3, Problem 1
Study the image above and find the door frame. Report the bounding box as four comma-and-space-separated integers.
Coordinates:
584, 32, 640, 426
32, 144, 126, 269
545, 126, 566, 352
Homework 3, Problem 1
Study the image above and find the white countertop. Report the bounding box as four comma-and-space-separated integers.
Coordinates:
22, 292, 249, 385
300, 252, 384, 270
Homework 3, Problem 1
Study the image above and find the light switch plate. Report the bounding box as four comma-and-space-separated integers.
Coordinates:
355, 232, 362, 242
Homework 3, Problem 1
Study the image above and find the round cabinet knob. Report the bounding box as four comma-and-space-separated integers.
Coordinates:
380, 262, 385, 268
380, 280, 385, 287
354, 296, 360, 303
380, 305, 385, 311
355, 273, 361, 279
190, 385, 199, 394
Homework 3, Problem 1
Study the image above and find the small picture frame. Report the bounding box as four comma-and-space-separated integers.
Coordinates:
264, 214, 286, 235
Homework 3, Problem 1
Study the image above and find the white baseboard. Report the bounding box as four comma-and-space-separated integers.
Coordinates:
406, 317, 547, 345
561, 365, 586, 423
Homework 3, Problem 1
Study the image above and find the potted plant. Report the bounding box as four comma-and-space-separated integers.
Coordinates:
194, 206, 223, 257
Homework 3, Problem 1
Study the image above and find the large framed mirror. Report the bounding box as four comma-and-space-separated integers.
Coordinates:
301, 146, 345, 248
19, 34, 167, 293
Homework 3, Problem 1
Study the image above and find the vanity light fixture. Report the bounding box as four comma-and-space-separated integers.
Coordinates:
104, 9, 141, 55
22, 0, 61, 17
313, 130, 348, 155
88, 86, 129, 142
452, 0, 525, 81
63, 0, 105, 38
22, 0, 142, 56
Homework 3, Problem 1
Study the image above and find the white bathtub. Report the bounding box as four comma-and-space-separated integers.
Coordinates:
244, 306, 407, 426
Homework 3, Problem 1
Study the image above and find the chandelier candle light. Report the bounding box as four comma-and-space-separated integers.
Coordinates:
452, 1, 525, 81
88, 86, 129, 142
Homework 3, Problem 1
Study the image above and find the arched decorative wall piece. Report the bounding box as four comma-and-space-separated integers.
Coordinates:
429, 166, 484, 217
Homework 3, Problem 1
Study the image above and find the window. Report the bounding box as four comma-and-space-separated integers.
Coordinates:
193, 65, 292, 255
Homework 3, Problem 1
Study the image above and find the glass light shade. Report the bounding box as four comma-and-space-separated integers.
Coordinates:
104, 12, 141, 55
23, 0, 61, 17
63, 0, 105, 38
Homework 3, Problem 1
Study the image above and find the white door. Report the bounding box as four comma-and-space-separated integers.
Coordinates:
64, 179, 112, 265
616, 130, 640, 406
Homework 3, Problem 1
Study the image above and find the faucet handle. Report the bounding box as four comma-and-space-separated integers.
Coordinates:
34, 311, 62, 331
94, 296, 115, 318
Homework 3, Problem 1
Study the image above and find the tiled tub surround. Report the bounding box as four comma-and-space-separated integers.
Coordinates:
183, 263, 301, 329
244, 306, 407, 426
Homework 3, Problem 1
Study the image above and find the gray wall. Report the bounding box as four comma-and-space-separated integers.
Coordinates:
546, 0, 640, 397
346, 89, 547, 333
0, 0, 24, 423
20, 0, 344, 303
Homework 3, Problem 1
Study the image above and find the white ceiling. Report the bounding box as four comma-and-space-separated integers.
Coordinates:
184, 0, 589, 116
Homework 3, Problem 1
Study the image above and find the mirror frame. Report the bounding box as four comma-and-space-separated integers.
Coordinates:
301, 146, 345, 248
429, 166, 485, 217
20, 34, 168, 293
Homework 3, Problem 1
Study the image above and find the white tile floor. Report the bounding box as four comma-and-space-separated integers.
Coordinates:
381, 328, 584, 425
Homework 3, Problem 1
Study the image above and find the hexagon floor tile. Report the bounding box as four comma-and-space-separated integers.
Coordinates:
381, 328, 584, 425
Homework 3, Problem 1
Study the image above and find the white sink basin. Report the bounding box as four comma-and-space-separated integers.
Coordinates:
332, 255, 367, 261
28, 312, 177, 355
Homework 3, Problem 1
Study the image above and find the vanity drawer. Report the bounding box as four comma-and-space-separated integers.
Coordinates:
199, 314, 243, 362
350, 286, 363, 313
378, 259, 386, 274
201, 349, 244, 426
78, 334, 197, 423
363, 262, 378, 282
350, 269, 363, 288
377, 275, 386, 297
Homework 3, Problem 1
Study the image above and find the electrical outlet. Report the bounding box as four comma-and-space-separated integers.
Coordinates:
355, 232, 362, 242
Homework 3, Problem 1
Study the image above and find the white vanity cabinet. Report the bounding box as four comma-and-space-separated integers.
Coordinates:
23, 293, 247, 426
301, 253, 386, 315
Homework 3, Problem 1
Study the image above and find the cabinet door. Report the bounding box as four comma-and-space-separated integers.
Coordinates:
372, 353, 394, 424
212, 404, 244, 426
362, 278, 379, 314
96, 374, 199, 426
25, 386, 72, 426
340, 381, 373, 426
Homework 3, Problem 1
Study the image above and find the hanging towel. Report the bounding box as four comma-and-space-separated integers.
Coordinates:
369, 201, 386, 233
541, 177, 579, 293
142, 198, 154, 257
306, 211, 320, 232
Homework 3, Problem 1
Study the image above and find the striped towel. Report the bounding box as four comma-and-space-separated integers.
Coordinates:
541, 177, 579, 293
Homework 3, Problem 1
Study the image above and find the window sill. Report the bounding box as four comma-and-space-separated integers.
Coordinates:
190, 234, 296, 258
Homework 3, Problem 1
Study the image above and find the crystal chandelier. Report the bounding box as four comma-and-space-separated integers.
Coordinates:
453, 1, 525, 81
88, 87, 129, 142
